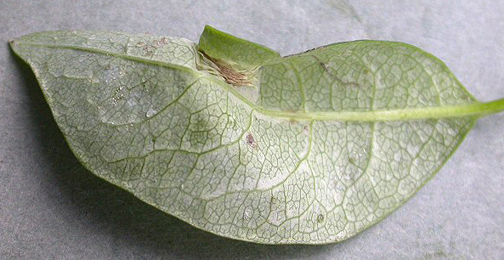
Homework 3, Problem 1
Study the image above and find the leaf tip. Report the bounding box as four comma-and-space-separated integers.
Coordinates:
8, 38, 21, 56
203, 24, 215, 32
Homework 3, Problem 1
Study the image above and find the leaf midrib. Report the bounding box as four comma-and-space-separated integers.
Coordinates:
13, 41, 504, 122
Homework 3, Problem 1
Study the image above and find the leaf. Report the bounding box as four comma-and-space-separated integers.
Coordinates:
10, 26, 504, 244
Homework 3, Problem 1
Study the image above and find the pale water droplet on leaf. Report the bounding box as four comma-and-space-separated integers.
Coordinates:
243, 208, 252, 220
146, 108, 157, 118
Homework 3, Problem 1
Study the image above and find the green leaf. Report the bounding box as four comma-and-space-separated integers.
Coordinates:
10, 27, 504, 244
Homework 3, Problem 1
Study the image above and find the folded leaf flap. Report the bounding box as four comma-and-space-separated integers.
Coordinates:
198, 25, 281, 69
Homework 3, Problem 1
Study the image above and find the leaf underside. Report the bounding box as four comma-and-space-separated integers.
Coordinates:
10, 27, 486, 244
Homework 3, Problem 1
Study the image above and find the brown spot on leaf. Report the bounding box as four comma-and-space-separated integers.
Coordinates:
246, 132, 257, 149
317, 60, 329, 73
269, 195, 279, 211
348, 157, 356, 165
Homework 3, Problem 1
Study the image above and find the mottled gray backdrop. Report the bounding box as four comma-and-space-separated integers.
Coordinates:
1, 1, 503, 259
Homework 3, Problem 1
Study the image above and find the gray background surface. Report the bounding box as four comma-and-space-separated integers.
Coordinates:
1, 1, 503, 259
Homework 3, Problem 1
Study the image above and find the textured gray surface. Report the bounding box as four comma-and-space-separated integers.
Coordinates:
0, 0, 503, 259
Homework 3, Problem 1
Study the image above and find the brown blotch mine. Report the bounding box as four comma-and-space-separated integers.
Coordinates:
201, 52, 252, 87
